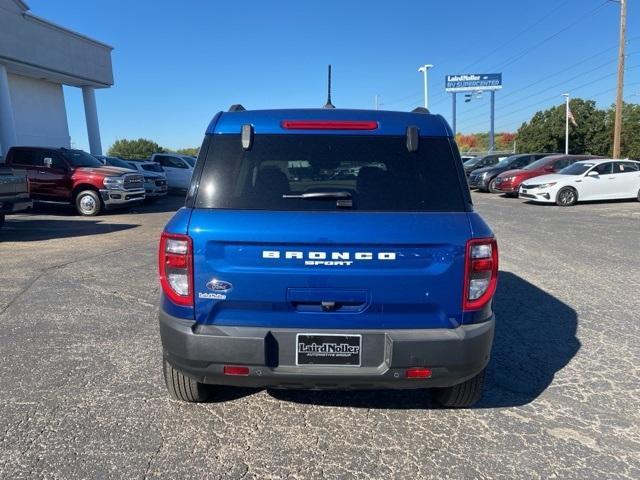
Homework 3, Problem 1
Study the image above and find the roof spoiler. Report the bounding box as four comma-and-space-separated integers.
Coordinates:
228, 104, 246, 112
412, 107, 430, 114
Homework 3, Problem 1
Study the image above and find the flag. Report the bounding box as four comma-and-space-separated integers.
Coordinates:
567, 105, 577, 127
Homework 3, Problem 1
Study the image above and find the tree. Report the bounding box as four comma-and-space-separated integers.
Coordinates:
175, 147, 199, 156
516, 99, 609, 155
107, 139, 165, 159
605, 102, 640, 159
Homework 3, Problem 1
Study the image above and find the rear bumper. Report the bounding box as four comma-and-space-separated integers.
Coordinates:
99, 188, 146, 207
159, 310, 495, 389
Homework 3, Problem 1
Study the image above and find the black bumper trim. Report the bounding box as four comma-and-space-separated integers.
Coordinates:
159, 310, 495, 389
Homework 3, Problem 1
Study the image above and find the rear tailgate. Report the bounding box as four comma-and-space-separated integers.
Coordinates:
189, 210, 471, 330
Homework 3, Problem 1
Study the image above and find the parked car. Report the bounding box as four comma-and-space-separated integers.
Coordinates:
519, 159, 640, 206
468, 153, 556, 192
158, 107, 498, 408
461, 155, 477, 163
4, 147, 145, 216
0, 165, 32, 229
463, 153, 504, 177
149, 153, 194, 190
494, 154, 601, 197
95, 156, 168, 202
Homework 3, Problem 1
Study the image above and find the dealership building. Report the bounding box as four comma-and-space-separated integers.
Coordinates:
0, 0, 113, 158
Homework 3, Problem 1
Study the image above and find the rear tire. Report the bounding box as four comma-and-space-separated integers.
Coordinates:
488, 178, 499, 193
163, 358, 212, 402
433, 368, 486, 408
556, 187, 578, 206
75, 190, 102, 216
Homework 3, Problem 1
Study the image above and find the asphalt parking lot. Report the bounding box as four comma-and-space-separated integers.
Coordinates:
0, 193, 638, 479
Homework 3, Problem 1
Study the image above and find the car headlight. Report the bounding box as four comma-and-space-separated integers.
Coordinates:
103, 176, 125, 189
536, 182, 557, 189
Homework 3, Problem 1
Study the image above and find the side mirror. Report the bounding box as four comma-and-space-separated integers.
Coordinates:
587, 171, 599, 177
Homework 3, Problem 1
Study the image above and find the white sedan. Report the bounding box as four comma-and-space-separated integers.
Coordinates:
519, 159, 640, 206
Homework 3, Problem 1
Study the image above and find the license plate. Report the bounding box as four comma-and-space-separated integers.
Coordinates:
296, 334, 361, 366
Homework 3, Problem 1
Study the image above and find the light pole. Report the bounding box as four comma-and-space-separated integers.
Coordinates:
418, 64, 433, 110
562, 93, 570, 155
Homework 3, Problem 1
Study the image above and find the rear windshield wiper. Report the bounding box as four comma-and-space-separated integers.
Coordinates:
282, 191, 352, 200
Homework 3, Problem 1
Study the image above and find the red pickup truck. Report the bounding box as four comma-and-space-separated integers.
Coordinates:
4, 147, 145, 216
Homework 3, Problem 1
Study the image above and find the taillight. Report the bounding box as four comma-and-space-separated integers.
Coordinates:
463, 238, 498, 311
159, 232, 193, 306
281, 120, 378, 130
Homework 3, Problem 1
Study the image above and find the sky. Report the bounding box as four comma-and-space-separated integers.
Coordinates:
28, 0, 640, 152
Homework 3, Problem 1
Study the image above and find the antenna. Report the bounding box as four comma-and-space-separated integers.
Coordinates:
323, 64, 335, 109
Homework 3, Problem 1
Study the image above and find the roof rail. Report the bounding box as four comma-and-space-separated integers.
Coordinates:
412, 107, 430, 114
228, 104, 246, 112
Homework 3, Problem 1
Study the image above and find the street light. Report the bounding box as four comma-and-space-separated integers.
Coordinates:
418, 64, 433, 110
562, 93, 570, 155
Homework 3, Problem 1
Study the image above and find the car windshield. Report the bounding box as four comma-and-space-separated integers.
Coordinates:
495, 155, 519, 168
106, 157, 135, 169
63, 150, 104, 168
195, 134, 467, 212
524, 158, 552, 170
463, 157, 481, 167
142, 163, 163, 172
181, 156, 195, 167
559, 163, 594, 175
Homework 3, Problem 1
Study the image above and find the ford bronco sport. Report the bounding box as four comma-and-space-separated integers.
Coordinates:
159, 107, 498, 408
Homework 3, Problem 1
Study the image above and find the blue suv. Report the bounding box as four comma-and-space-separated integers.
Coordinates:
158, 107, 498, 407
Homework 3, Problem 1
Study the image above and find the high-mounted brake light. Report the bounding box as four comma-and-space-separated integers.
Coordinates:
159, 232, 193, 306
463, 238, 498, 311
281, 120, 378, 130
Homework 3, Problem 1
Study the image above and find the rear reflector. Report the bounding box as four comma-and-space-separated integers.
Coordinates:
405, 368, 432, 379
281, 120, 378, 130
224, 366, 250, 376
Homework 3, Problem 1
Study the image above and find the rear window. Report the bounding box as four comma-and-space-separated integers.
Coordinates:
194, 134, 466, 211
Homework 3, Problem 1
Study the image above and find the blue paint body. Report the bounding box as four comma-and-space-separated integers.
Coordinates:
163, 109, 493, 329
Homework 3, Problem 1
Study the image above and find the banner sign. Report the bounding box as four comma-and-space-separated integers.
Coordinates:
445, 73, 502, 92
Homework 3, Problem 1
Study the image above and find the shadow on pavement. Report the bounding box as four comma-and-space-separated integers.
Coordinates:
262, 270, 579, 409
0, 217, 137, 242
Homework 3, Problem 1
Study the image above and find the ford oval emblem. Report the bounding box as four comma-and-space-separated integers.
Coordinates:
206, 279, 233, 292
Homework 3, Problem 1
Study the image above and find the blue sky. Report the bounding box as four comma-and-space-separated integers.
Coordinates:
29, 0, 640, 151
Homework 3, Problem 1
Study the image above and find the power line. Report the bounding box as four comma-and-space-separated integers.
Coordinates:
459, 53, 638, 125
476, 64, 640, 129
490, 0, 612, 72
457, 0, 576, 73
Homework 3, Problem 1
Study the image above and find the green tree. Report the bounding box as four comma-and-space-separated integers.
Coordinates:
107, 138, 165, 159
175, 147, 199, 156
516, 99, 609, 155
605, 102, 640, 159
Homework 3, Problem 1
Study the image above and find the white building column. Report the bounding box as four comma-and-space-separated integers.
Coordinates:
0, 64, 17, 158
81, 85, 102, 155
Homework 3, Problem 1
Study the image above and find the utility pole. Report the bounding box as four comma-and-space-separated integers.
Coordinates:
418, 64, 433, 109
613, 0, 626, 159
562, 93, 570, 155
375, 95, 380, 110
489, 90, 495, 152
451, 92, 457, 134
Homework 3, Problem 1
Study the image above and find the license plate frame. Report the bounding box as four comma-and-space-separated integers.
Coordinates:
296, 333, 362, 367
